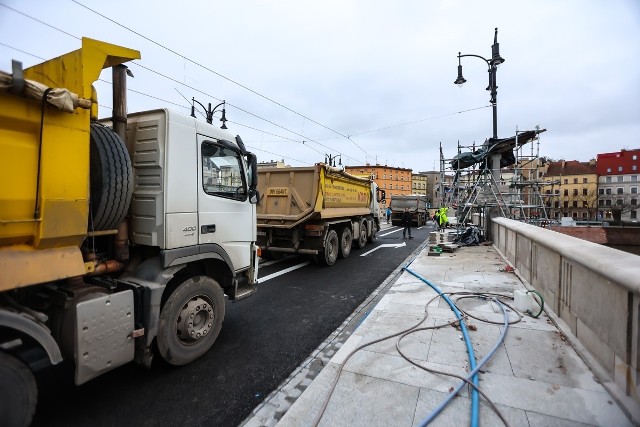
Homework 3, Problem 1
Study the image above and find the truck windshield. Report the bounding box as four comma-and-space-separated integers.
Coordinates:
202, 141, 246, 201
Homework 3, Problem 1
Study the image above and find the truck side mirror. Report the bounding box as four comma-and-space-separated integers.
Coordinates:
377, 189, 386, 204
246, 152, 258, 189
249, 188, 260, 205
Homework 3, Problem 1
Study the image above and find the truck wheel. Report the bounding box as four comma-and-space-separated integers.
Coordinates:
354, 219, 367, 249
318, 229, 339, 266
0, 352, 37, 427
367, 220, 377, 243
338, 227, 352, 258
157, 276, 225, 366
89, 123, 133, 231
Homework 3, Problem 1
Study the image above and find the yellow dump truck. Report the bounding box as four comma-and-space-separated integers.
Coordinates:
0, 39, 260, 426
257, 164, 385, 265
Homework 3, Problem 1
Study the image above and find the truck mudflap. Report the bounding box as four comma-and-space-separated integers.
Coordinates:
231, 243, 260, 300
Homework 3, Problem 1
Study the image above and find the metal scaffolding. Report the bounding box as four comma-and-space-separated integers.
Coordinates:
438, 126, 559, 234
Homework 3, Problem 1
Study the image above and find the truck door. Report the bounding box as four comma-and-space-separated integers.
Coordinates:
197, 136, 253, 271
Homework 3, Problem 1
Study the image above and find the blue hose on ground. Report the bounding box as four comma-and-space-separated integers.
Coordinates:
402, 266, 480, 427
404, 265, 511, 427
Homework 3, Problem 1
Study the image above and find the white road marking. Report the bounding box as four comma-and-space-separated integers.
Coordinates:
360, 242, 407, 256
259, 257, 291, 268
379, 227, 402, 237
259, 261, 310, 283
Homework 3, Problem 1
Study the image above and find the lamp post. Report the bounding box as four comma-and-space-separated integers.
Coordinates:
325, 153, 342, 167
455, 27, 505, 142
191, 97, 228, 129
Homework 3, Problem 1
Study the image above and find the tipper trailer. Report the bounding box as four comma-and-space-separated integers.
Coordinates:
256, 164, 385, 265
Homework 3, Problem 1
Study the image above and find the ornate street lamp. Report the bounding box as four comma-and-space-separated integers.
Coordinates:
191, 98, 228, 129
454, 28, 505, 140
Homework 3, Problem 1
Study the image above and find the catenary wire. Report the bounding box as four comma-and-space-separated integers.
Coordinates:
0, 4, 366, 164
70, 0, 374, 158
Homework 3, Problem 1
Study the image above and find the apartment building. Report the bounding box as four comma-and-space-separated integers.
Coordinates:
541, 160, 598, 220
345, 164, 413, 205
596, 148, 640, 222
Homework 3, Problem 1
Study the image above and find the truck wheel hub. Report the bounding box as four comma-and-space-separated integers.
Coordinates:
177, 296, 214, 343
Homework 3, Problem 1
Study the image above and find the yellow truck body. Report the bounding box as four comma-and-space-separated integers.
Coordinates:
0, 38, 140, 291
256, 164, 383, 265
257, 164, 372, 227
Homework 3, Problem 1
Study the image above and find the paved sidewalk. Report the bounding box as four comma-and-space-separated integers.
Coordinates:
243, 232, 634, 427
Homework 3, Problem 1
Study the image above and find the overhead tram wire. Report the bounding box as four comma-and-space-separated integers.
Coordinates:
70, 0, 374, 159
0, 39, 319, 164
0, 3, 81, 41
0, 6, 363, 164
128, 62, 362, 162
345, 105, 492, 138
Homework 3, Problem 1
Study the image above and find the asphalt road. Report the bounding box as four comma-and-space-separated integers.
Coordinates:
32, 223, 434, 427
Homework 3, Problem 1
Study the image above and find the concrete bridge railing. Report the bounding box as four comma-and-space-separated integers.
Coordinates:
491, 217, 639, 407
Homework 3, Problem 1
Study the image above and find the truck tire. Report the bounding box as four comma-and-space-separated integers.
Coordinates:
89, 123, 133, 231
157, 276, 225, 366
0, 352, 37, 427
338, 227, 352, 258
367, 220, 377, 243
354, 219, 367, 249
318, 229, 339, 266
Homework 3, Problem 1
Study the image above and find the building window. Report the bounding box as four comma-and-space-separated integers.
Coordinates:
618, 166, 623, 172
582, 212, 588, 218
546, 190, 551, 195
633, 154, 638, 160
572, 212, 578, 218
573, 189, 578, 196
554, 201, 559, 208
598, 188, 604, 195
633, 165, 637, 171
582, 188, 588, 196
564, 189, 569, 196
583, 178, 587, 183
564, 179, 568, 184
555, 189, 560, 195
605, 188, 612, 195
563, 201, 569, 208
632, 211, 638, 219
632, 176, 638, 182
605, 199, 611, 206
617, 187, 624, 194
583, 201, 588, 208
632, 187, 638, 194
573, 178, 578, 184
607, 168, 611, 173
383, 174, 386, 179
617, 199, 623, 206
618, 176, 624, 183
572, 201, 578, 208
632, 199, 637, 206
598, 199, 604, 207
606, 176, 612, 183
382, 183, 386, 189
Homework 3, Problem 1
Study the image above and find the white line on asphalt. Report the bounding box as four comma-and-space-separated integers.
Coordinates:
259, 261, 310, 283
360, 242, 407, 256
379, 227, 402, 237
259, 257, 290, 268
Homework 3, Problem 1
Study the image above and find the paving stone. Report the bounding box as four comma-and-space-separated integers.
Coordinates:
504, 328, 606, 392
479, 372, 632, 426
413, 388, 529, 427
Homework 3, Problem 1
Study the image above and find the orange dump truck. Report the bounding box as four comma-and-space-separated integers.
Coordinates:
256, 164, 385, 265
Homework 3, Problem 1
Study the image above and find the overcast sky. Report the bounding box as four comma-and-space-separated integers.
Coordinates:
1, 0, 639, 172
